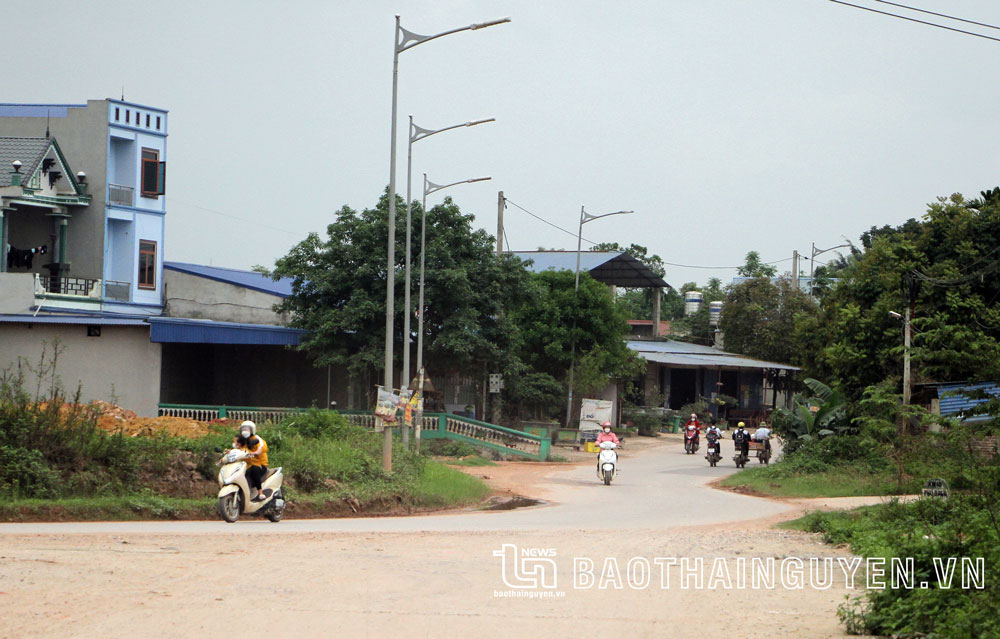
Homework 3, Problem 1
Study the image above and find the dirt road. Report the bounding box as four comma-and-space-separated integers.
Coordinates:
0, 437, 878, 638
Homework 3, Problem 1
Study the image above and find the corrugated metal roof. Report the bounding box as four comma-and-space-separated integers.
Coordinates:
0, 314, 148, 326
147, 317, 304, 345
937, 382, 1000, 422
628, 339, 799, 371
511, 251, 670, 288
163, 262, 294, 297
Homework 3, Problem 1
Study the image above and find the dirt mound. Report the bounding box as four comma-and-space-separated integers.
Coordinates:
96, 415, 219, 438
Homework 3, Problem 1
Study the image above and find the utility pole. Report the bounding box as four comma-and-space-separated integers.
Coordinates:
903, 305, 911, 406
496, 191, 504, 257
792, 250, 799, 291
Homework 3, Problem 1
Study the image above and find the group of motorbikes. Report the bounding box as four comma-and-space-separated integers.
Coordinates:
683, 421, 771, 468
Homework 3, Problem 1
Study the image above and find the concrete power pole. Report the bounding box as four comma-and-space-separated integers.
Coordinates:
496, 191, 504, 257
792, 250, 799, 291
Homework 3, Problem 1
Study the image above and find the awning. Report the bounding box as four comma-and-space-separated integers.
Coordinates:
148, 317, 305, 345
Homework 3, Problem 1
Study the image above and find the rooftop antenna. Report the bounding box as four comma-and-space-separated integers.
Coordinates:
121, 85, 125, 100
45, 109, 50, 138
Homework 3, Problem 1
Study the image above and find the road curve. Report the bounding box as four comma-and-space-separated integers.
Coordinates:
0, 438, 794, 535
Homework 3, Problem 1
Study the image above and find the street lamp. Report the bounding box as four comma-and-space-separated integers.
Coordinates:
809, 242, 852, 281
383, 14, 509, 471
565, 207, 634, 428
416, 174, 492, 376
403, 116, 495, 390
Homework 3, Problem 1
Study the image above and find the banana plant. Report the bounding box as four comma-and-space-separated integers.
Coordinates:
773, 378, 849, 444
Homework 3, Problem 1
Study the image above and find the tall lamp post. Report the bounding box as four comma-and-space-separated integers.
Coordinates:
565, 207, 633, 429
403, 116, 494, 392
808, 242, 852, 282
384, 14, 509, 471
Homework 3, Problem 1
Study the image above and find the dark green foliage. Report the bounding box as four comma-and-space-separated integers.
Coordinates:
425, 439, 480, 458
719, 276, 817, 363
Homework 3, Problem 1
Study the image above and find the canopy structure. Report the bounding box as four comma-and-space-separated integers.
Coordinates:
628, 340, 800, 372
511, 251, 669, 289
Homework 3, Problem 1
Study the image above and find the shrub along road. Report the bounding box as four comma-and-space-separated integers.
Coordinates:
0, 437, 884, 638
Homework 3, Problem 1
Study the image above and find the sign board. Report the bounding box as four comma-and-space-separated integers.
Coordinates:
922, 478, 950, 499
374, 386, 399, 424
489, 373, 503, 394
579, 398, 613, 431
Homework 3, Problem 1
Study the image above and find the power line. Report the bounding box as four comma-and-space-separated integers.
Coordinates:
171, 198, 306, 237
828, 0, 1000, 43
873, 0, 1000, 31
503, 196, 792, 270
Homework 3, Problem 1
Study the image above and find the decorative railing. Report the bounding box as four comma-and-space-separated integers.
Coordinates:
109, 183, 134, 206
158, 404, 305, 423
157, 404, 550, 460
37, 275, 101, 297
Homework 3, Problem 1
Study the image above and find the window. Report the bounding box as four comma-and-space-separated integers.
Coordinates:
115, 107, 120, 121
145, 114, 150, 127
138, 240, 156, 289
140, 148, 166, 197
156, 116, 161, 130
125, 110, 130, 123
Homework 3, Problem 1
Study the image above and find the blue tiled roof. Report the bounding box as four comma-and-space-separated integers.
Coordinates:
163, 262, 294, 297
937, 382, 1000, 422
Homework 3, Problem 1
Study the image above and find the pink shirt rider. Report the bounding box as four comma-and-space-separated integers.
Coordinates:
596, 430, 620, 445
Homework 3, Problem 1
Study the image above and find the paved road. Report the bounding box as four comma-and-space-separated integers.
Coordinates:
0, 437, 792, 534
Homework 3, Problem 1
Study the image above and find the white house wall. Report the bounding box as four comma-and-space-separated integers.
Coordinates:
0, 324, 162, 416
162, 270, 289, 325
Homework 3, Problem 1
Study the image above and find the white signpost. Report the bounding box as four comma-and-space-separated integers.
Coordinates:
579, 398, 613, 431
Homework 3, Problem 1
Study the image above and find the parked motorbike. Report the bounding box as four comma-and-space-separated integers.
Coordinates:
705, 436, 722, 467
216, 448, 286, 523
683, 424, 700, 454
596, 441, 619, 485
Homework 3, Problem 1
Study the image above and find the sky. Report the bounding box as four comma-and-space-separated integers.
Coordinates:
5, 0, 1000, 287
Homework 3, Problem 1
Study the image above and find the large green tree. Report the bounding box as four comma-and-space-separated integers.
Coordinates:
271, 191, 532, 396
720, 276, 817, 364
797, 192, 1000, 401
590, 242, 682, 320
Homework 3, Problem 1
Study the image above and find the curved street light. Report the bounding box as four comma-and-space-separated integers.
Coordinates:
566, 207, 634, 429
403, 116, 495, 389
383, 14, 509, 470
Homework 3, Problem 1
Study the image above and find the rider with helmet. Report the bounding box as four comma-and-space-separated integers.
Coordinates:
753, 421, 773, 454
705, 420, 724, 458
239, 420, 269, 501
732, 422, 751, 459
595, 421, 620, 471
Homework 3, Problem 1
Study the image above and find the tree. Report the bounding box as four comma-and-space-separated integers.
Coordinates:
507, 269, 644, 420
737, 251, 778, 278
271, 190, 532, 400
799, 192, 1000, 401
719, 276, 817, 363
590, 242, 677, 320
671, 279, 727, 344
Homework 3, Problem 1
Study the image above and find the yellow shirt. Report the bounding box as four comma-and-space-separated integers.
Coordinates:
246, 436, 268, 467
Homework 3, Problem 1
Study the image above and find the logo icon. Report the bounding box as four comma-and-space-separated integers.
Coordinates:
493, 543, 558, 589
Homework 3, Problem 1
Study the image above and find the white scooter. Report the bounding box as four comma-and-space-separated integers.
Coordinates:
216, 448, 286, 523
596, 441, 619, 485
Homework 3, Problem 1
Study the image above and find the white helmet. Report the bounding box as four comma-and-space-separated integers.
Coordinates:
240, 420, 256, 437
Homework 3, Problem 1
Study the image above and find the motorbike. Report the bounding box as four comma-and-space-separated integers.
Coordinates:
216, 448, 286, 523
596, 441, 619, 485
683, 424, 700, 454
705, 436, 722, 467
733, 443, 750, 468
753, 437, 772, 465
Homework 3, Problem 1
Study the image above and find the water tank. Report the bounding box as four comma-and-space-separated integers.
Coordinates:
709, 301, 723, 326
684, 291, 703, 316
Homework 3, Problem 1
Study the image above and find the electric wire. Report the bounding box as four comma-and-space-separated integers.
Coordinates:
828, 0, 1000, 43
503, 196, 792, 270
171, 198, 306, 237
873, 0, 1000, 31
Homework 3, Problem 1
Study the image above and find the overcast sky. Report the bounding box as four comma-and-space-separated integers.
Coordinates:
6, 1, 1000, 287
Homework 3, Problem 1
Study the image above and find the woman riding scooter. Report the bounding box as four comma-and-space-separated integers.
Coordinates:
239, 421, 269, 502
595, 421, 620, 471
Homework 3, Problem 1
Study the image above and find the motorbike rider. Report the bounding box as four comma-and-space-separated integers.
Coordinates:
595, 421, 620, 471
732, 422, 751, 459
753, 421, 773, 453
239, 421, 269, 501
684, 413, 701, 448
705, 421, 723, 458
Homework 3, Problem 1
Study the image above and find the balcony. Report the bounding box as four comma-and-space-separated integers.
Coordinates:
108, 183, 134, 207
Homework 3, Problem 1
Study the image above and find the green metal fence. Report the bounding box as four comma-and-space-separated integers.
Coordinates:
157, 404, 550, 461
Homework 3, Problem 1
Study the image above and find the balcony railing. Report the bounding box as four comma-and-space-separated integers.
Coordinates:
108, 183, 134, 207
104, 280, 131, 302
37, 275, 102, 297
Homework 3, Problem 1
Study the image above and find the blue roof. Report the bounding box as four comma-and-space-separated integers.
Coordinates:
627, 339, 799, 371
937, 382, 1000, 422
147, 317, 304, 345
164, 262, 294, 297
0, 313, 148, 326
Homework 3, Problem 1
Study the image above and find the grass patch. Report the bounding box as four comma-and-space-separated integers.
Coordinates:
410, 461, 492, 507
444, 455, 497, 467
720, 463, 916, 498
0, 495, 216, 521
